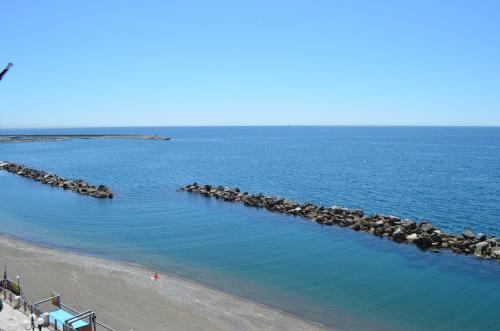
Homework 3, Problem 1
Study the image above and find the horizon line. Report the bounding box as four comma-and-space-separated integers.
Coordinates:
1, 124, 500, 130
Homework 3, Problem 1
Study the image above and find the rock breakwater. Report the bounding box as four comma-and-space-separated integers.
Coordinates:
0, 161, 113, 198
0, 134, 171, 143
179, 183, 500, 260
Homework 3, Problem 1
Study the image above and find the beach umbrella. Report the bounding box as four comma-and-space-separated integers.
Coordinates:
0, 62, 13, 81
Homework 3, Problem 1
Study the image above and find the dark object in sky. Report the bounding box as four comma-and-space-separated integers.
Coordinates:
0, 62, 13, 81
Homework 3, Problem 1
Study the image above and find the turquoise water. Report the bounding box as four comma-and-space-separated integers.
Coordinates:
0, 126, 499, 330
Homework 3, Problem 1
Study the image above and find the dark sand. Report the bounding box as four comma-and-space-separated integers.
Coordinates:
0, 235, 328, 331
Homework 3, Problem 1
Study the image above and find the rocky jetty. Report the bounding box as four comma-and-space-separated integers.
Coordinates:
0, 161, 113, 198
0, 134, 171, 144
178, 183, 500, 260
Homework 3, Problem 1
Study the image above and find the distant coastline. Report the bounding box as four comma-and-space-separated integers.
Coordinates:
0, 134, 171, 143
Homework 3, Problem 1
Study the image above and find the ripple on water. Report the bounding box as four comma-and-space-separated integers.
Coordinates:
1, 126, 500, 331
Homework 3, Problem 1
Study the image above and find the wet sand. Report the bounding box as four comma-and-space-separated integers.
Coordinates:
0, 235, 328, 331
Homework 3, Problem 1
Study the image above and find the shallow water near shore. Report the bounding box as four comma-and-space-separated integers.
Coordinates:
1, 126, 499, 330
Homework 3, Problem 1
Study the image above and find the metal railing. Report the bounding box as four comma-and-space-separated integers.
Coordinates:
19, 287, 33, 313
61, 303, 80, 314
1, 283, 33, 316
96, 321, 116, 331
1, 277, 118, 331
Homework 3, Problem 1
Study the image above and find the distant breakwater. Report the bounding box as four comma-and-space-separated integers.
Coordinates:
0, 161, 113, 198
179, 183, 500, 260
0, 134, 171, 143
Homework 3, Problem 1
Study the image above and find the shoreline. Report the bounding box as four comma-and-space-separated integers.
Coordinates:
0, 234, 329, 331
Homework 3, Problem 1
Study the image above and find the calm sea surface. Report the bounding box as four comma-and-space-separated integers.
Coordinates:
1, 127, 499, 330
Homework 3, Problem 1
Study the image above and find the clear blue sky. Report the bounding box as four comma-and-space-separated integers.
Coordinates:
1, 0, 499, 128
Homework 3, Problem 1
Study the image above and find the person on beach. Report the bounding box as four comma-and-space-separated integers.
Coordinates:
151, 272, 160, 281
0, 62, 13, 81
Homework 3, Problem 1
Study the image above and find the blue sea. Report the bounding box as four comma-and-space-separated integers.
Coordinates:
0, 126, 499, 331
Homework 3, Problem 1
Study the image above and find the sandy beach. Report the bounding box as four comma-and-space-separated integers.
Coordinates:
0, 235, 327, 331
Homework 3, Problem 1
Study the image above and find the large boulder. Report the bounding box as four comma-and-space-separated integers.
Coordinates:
392, 228, 405, 242
350, 222, 362, 231
401, 220, 417, 232
415, 234, 433, 248
474, 242, 489, 256
463, 229, 475, 239
430, 230, 443, 243
406, 233, 419, 242
476, 233, 487, 242
353, 209, 364, 217
387, 215, 401, 223
419, 221, 435, 234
